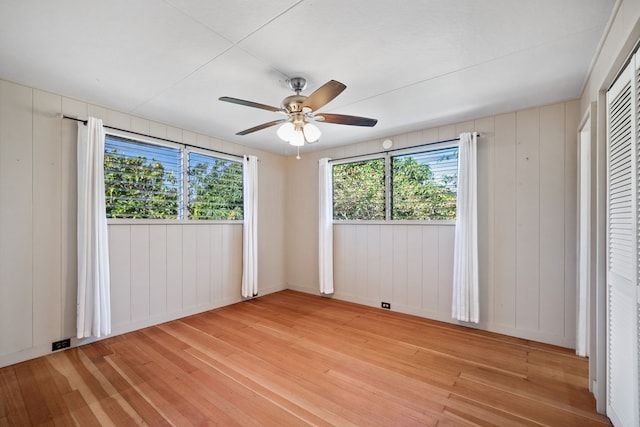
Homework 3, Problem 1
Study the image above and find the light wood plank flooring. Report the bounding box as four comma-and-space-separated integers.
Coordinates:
0, 290, 610, 426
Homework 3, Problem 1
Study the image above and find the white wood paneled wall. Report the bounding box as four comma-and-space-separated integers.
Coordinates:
288, 101, 579, 348
108, 223, 242, 333
334, 224, 455, 317
0, 79, 286, 368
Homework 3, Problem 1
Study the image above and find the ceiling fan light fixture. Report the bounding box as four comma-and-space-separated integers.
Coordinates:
277, 121, 295, 141
303, 122, 321, 142
289, 129, 305, 146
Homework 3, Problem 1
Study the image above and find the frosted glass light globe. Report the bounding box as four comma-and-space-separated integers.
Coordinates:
289, 129, 305, 146
277, 122, 295, 141
303, 122, 321, 142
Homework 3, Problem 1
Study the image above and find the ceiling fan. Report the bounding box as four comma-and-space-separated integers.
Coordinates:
219, 77, 377, 146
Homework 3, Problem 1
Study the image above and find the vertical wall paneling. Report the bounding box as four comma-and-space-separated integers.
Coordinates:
564, 101, 580, 341
105, 109, 130, 130
515, 108, 541, 331
354, 226, 371, 298
0, 81, 34, 355
149, 121, 167, 139
379, 226, 394, 304
342, 226, 357, 299
392, 226, 408, 307
492, 113, 517, 327
166, 224, 183, 314
438, 124, 456, 140
421, 226, 439, 313
333, 224, 346, 297
166, 125, 183, 143
365, 225, 381, 302
475, 117, 495, 323
209, 225, 223, 301
355, 225, 368, 299
108, 225, 132, 329
228, 225, 243, 298
437, 226, 455, 315
182, 130, 196, 146
221, 225, 232, 299
130, 225, 150, 323
196, 224, 211, 307
222, 225, 243, 300
182, 225, 197, 309
406, 226, 423, 311
149, 225, 168, 317
256, 154, 287, 295
538, 104, 567, 336
32, 90, 62, 345
131, 116, 150, 135
196, 134, 210, 151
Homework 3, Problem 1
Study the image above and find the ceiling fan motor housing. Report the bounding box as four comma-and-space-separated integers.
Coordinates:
282, 95, 307, 113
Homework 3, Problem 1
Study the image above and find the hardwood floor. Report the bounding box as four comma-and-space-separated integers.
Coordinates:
0, 290, 610, 426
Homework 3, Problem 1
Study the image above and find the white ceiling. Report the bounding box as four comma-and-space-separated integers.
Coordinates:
0, 0, 615, 155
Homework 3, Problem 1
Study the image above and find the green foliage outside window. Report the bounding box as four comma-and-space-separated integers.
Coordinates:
188, 154, 243, 220
104, 149, 180, 219
332, 146, 458, 221
391, 149, 457, 220
333, 158, 385, 220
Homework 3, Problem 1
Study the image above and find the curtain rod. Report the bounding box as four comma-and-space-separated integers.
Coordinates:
62, 115, 244, 161
329, 132, 479, 163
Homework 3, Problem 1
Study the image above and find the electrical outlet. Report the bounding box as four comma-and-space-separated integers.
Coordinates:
381, 302, 391, 309
52, 338, 71, 352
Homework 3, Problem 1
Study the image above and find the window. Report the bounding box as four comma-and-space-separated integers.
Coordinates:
332, 145, 459, 221
104, 136, 181, 219
391, 146, 458, 220
187, 152, 243, 220
104, 134, 243, 220
332, 158, 385, 220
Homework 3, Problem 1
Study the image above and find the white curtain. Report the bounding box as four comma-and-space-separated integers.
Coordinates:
242, 155, 258, 298
318, 158, 334, 294
77, 117, 111, 338
452, 132, 479, 323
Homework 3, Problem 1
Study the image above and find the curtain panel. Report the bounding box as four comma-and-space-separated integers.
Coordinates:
77, 117, 111, 338
452, 132, 479, 323
241, 155, 259, 298
318, 158, 334, 294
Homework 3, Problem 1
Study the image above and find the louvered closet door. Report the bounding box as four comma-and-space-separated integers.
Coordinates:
605, 55, 639, 427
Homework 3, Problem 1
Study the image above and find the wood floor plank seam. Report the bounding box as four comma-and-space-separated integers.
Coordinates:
457, 371, 609, 423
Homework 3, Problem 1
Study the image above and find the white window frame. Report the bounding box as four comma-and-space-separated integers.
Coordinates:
331, 142, 458, 225
105, 130, 243, 224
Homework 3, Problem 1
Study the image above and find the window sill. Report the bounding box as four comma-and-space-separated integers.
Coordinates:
107, 219, 243, 226
332, 220, 455, 226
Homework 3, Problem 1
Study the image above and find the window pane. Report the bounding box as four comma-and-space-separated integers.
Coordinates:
104, 136, 181, 219
333, 158, 385, 220
188, 152, 243, 220
392, 147, 458, 220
